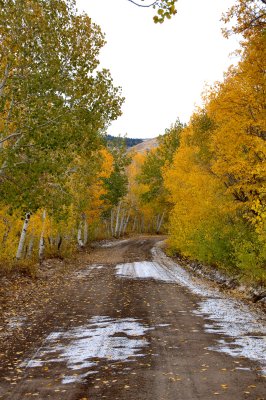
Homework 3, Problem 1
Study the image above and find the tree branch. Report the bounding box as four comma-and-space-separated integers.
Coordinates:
0, 113, 65, 147
127, 0, 158, 8
0, 131, 22, 145
0, 161, 31, 171
0, 63, 10, 98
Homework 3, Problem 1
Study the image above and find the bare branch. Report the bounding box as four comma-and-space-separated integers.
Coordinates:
0, 131, 22, 145
0, 63, 10, 98
0, 161, 31, 171
127, 0, 158, 7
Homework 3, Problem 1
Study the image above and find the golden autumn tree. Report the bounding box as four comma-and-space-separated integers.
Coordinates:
163, 112, 237, 267
163, 33, 266, 280
160, 0, 266, 282
222, 0, 266, 38
136, 120, 184, 233
205, 31, 266, 277
207, 33, 266, 232
126, 151, 159, 234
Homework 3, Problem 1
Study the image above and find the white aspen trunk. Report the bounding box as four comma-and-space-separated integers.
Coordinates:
154, 215, 158, 232
107, 221, 111, 237
156, 214, 160, 232
83, 218, 88, 245
77, 222, 84, 248
118, 210, 125, 238
16, 213, 31, 260
94, 225, 100, 240
104, 220, 109, 238
132, 215, 137, 233
115, 201, 122, 238
152, 216, 156, 231
141, 215, 145, 233
147, 222, 150, 233
28, 235, 35, 258
121, 210, 127, 237
39, 210, 46, 263
137, 217, 140, 233
108, 221, 111, 237
157, 212, 165, 233
123, 211, 130, 235
110, 209, 114, 237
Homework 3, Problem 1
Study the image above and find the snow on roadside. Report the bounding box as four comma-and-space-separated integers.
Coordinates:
116, 246, 216, 297
115, 243, 266, 375
194, 298, 266, 373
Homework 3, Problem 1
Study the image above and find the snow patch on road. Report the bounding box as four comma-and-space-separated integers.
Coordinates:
154, 245, 266, 374
74, 264, 104, 278
116, 244, 266, 375
62, 371, 98, 384
7, 316, 27, 330
116, 261, 176, 282
116, 251, 215, 297
101, 239, 130, 248
150, 245, 217, 296
22, 316, 153, 384
194, 298, 266, 374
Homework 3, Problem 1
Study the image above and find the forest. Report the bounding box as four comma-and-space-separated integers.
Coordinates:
0, 0, 265, 284
106, 135, 144, 148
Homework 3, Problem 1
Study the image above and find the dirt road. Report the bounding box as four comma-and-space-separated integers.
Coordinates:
0, 237, 265, 399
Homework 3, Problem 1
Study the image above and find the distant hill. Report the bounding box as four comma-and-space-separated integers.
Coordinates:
106, 135, 144, 148
129, 137, 158, 154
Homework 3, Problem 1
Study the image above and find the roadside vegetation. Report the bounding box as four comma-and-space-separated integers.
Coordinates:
0, 0, 265, 285
130, 0, 266, 284
0, 0, 125, 271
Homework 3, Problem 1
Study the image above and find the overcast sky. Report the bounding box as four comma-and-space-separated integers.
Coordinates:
77, 0, 240, 139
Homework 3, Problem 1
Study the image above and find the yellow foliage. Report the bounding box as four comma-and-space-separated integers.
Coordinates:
164, 125, 235, 264
207, 33, 266, 236
163, 31, 266, 281
0, 207, 22, 264
127, 152, 161, 229
0, 147, 115, 264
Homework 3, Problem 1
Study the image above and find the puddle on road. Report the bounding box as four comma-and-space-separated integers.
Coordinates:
22, 316, 157, 384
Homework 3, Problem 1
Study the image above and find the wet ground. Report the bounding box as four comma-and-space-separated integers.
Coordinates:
0, 236, 265, 399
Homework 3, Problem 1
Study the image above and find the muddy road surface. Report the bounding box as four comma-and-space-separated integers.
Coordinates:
0, 237, 265, 399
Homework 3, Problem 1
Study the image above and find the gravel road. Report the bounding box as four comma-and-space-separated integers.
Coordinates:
0, 236, 265, 400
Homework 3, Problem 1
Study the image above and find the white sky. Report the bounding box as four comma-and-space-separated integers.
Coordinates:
77, 0, 240, 139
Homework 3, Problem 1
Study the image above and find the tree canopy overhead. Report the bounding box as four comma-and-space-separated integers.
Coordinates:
127, 0, 177, 23
222, 0, 266, 38
0, 0, 123, 213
